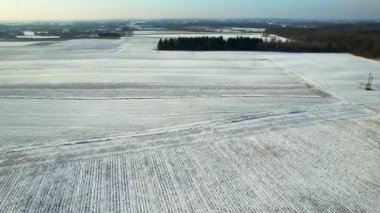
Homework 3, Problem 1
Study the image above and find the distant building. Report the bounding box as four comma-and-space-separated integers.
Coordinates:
17, 31, 60, 39
36, 31, 49, 35
23, 31, 35, 36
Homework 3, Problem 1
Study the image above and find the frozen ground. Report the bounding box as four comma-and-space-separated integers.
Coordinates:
0, 34, 379, 212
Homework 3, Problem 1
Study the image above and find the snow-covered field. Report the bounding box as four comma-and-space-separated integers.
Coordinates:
0, 33, 379, 212
16, 35, 60, 39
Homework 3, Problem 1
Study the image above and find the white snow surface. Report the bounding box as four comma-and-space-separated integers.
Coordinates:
0, 34, 379, 212
16, 35, 60, 39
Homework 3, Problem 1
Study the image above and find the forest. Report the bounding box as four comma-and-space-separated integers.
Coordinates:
157, 36, 341, 53
266, 26, 380, 58
158, 37, 262, 51
157, 23, 380, 58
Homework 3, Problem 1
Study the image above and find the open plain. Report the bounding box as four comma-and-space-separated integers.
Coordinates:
0, 32, 379, 212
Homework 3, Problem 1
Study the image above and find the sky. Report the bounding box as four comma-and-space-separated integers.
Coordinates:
1, 0, 380, 21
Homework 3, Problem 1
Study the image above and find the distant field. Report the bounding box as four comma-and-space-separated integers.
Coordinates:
0, 32, 379, 212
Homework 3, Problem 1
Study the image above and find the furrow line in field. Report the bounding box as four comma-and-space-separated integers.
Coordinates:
0, 104, 372, 169
104, 157, 114, 212
191, 143, 262, 211
2, 167, 27, 212
154, 151, 184, 211
161, 150, 194, 212
194, 144, 238, 211
280, 130, 377, 211
113, 156, 122, 212
0, 167, 29, 212
305, 123, 380, 208
180, 144, 225, 211
165, 146, 211, 211
128, 154, 139, 212
238, 136, 342, 211
120, 155, 131, 212
335, 118, 380, 150
22, 164, 54, 212
19, 166, 52, 213
75, 159, 90, 212
286, 150, 371, 211
0, 103, 346, 154
60, 161, 81, 212
0, 117, 378, 211
0, 169, 17, 202
212, 143, 274, 211
131, 152, 151, 212
145, 151, 168, 211
253, 138, 327, 212
220, 138, 300, 211
0, 94, 321, 100
96, 159, 104, 213
47, 163, 67, 212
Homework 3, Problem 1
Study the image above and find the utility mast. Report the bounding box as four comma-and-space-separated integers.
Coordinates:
365, 73, 374, 90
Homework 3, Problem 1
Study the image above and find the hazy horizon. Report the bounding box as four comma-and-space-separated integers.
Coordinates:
1, 0, 380, 21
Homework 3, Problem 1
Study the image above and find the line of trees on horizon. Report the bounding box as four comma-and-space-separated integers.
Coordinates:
266, 27, 380, 58
157, 36, 341, 53
158, 37, 264, 51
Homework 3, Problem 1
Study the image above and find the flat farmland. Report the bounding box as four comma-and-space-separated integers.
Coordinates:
0, 34, 379, 212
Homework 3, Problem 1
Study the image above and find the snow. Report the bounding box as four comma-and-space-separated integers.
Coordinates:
16, 35, 60, 39
223, 27, 266, 32
0, 42, 41, 47
0, 34, 379, 212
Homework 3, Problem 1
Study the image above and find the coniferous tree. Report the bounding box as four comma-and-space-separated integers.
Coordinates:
157, 39, 164, 50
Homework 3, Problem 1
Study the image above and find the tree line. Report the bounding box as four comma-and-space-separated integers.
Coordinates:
157, 36, 341, 53
266, 26, 380, 58
158, 37, 263, 51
